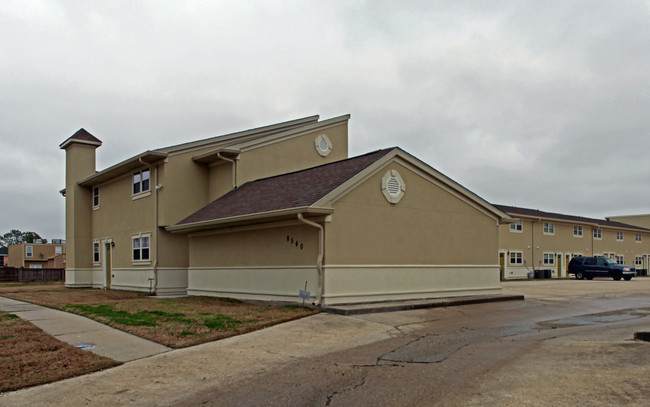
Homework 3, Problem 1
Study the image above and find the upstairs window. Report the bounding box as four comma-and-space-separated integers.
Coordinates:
616, 231, 624, 241
509, 220, 523, 232
635, 233, 642, 243
573, 225, 583, 237
543, 222, 554, 235
133, 169, 150, 195
132, 234, 151, 262
593, 229, 602, 239
93, 187, 100, 208
26, 246, 33, 258
55, 246, 62, 255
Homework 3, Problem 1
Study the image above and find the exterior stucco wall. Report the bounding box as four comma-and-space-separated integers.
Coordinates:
187, 224, 320, 302
236, 123, 349, 187
323, 265, 501, 305
325, 161, 499, 266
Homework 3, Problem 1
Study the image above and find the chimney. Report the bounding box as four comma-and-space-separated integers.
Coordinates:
59, 129, 102, 284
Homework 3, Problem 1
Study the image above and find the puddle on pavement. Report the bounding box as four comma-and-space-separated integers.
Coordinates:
538, 308, 650, 329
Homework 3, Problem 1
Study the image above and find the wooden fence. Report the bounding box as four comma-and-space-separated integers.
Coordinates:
0, 267, 65, 282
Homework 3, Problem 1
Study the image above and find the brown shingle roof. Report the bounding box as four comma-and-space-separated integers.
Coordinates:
176, 148, 394, 226
493, 204, 650, 231
59, 128, 102, 149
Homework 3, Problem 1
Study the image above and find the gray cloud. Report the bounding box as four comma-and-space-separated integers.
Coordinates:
2, 0, 650, 239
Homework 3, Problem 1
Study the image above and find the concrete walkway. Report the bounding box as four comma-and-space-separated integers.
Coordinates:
0, 296, 171, 362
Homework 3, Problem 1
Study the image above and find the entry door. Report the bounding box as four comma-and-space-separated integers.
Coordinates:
556, 254, 562, 278
104, 243, 112, 288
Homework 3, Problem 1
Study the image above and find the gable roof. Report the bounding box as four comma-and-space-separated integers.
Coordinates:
168, 148, 512, 233
59, 128, 102, 149
168, 149, 393, 232
493, 204, 650, 232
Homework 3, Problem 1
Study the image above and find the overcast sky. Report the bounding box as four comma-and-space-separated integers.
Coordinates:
2, 0, 650, 240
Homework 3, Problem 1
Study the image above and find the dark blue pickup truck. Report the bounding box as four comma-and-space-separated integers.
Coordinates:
568, 256, 636, 281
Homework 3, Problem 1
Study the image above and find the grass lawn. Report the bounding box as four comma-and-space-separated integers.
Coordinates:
0, 310, 119, 392
0, 282, 316, 348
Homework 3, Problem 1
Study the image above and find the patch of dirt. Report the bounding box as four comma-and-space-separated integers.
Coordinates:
0, 311, 119, 393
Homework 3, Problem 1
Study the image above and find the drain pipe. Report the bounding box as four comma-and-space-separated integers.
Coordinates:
298, 213, 324, 306
217, 152, 237, 189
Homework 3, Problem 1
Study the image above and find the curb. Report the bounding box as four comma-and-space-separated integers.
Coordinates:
324, 294, 525, 316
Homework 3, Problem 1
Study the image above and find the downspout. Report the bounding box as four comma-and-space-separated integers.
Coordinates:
217, 152, 237, 189
297, 213, 324, 307
140, 158, 159, 295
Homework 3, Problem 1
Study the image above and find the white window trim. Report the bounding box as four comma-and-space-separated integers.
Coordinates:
509, 220, 523, 233
509, 251, 523, 265
132, 168, 151, 197
92, 186, 100, 209
573, 225, 583, 238
543, 222, 555, 236
132, 233, 152, 264
93, 240, 101, 265
635, 256, 643, 266
542, 252, 555, 266
26, 245, 33, 258
593, 229, 602, 240
635, 233, 642, 243
55, 246, 62, 255
616, 231, 624, 242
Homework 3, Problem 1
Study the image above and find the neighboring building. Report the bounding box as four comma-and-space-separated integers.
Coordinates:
0, 247, 7, 266
495, 204, 650, 280
7, 242, 66, 269
61, 115, 512, 304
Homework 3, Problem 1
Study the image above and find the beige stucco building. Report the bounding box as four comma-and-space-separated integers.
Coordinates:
496, 205, 650, 280
61, 115, 512, 305
7, 242, 66, 269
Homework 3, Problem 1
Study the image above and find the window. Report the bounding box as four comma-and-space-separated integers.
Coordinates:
133, 169, 150, 195
510, 220, 523, 232
55, 246, 62, 255
573, 225, 583, 237
26, 246, 33, 258
93, 187, 100, 208
636, 233, 642, 243
572, 253, 583, 258
543, 222, 554, 235
509, 251, 523, 265
132, 234, 151, 262
543, 252, 555, 265
593, 229, 602, 239
616, 231, 624, 241
93, 241, 100, 264
615, 255, 624, 264
635, 256, 643, 266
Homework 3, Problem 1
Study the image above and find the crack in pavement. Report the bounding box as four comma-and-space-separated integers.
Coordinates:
324, 376, 367, 406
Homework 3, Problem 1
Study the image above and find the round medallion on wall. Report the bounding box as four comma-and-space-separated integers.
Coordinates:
314, 134, 333, 157
382, 169, 406, 204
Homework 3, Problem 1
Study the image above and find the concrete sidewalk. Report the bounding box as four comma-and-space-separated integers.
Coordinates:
0, 296, 171, 362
